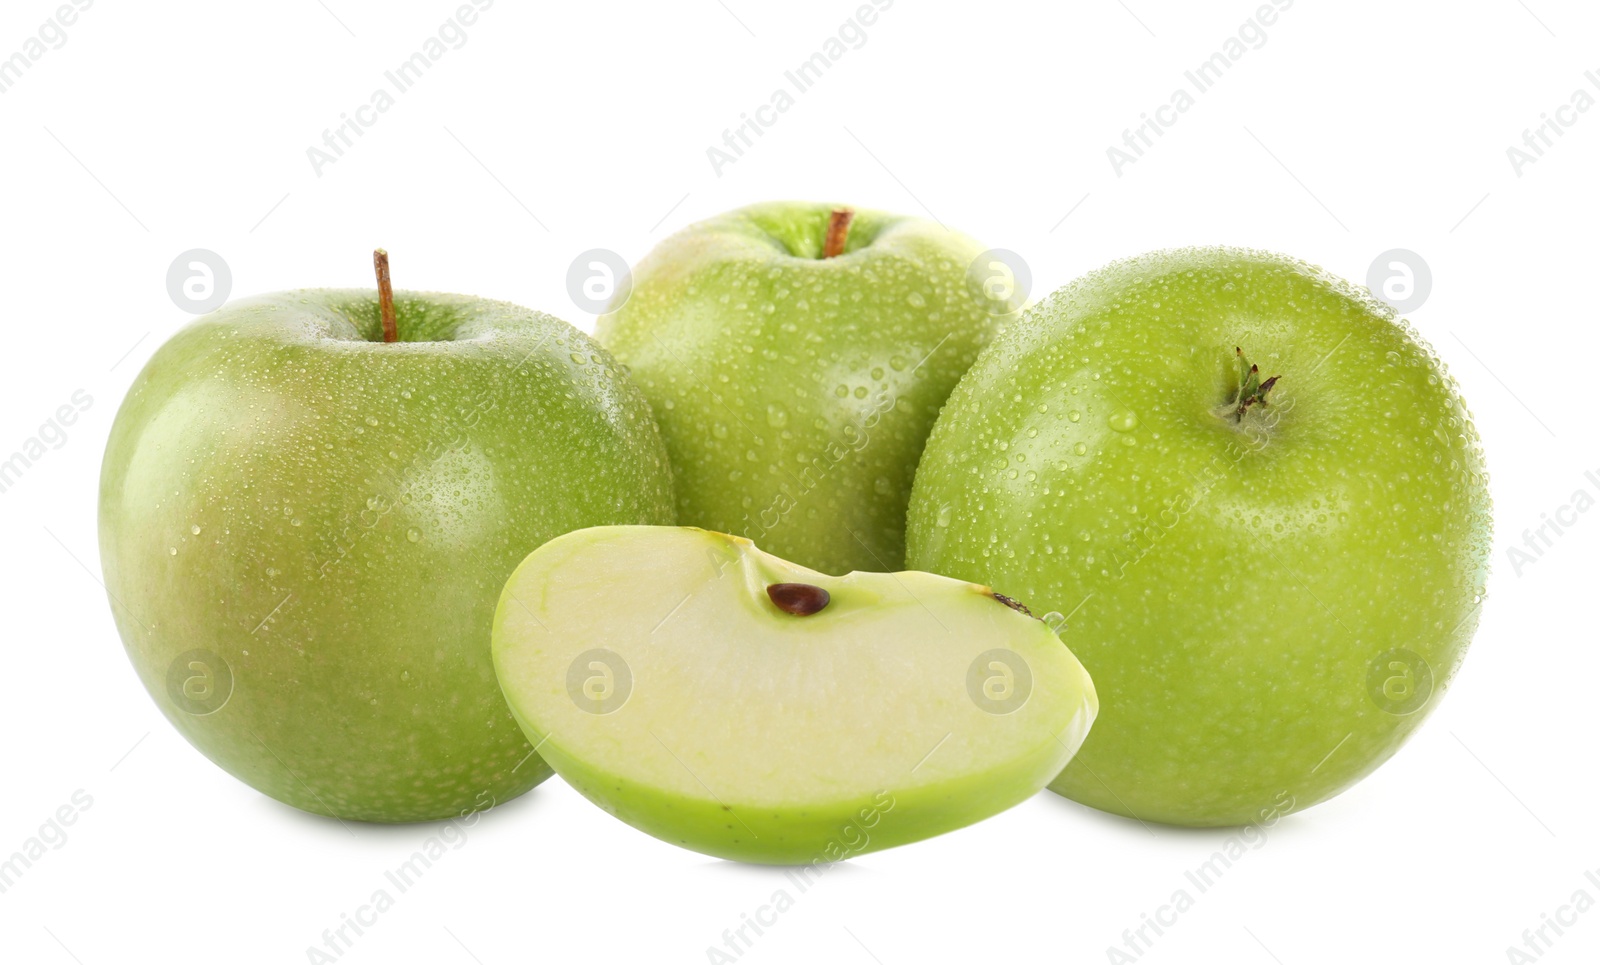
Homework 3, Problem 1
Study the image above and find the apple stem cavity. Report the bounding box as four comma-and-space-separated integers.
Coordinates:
374, 248, 398, 344
1229, 347, 1280, 422
767, 582, 831, 616
822, 208, 854, 259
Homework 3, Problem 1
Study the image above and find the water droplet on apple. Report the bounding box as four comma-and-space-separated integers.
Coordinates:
906, 292, 926, 307
766, 404, 788, 427
191, 525, 202, 535
1073, 443, 1088, 455
1068, 410, 1081, 422
1108, 410, 1138, 432
365, 416, 379, 427
407, 529, 421, 542
935, 505, 953, 527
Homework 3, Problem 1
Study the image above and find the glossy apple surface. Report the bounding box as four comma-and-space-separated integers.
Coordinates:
596, 202, 1009, 575
492, 525, 1096, 862
99, 290, 676, 822
906, 248, 1492, 826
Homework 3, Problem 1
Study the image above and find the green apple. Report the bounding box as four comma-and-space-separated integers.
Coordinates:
492, 525, 1097, 863
596, 202, 1011, 576
99, 280, 676, 822
906, 247, 1492, 827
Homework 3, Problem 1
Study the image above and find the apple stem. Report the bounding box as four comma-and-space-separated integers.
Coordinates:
374, 248, 398, 344
1229, 347, 1280, 421
822, 208, 854, 259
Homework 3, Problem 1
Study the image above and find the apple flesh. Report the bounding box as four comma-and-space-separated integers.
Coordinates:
596, 202, 1009, 576
492, 526, 1097, 863
906, 248, 1492, 827
99, 290, 677, 822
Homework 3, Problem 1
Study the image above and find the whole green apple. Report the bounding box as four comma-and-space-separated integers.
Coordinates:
906, 247, 1492, 827
99, 282, 676, 822
492, 525, 1097, 863
596, 202, 1012, 575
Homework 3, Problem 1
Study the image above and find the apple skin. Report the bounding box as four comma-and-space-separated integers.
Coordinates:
906, 248, 1492, 827
596, 202, 1007, 575
99, 290, 676, 822
536, 731, 1069, 864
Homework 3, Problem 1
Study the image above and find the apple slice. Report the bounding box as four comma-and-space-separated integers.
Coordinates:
492, 525, 1097, 863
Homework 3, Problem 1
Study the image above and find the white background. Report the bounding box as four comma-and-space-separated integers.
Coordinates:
1, 1, 1594, 962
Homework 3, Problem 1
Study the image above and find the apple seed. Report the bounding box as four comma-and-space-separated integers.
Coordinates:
766, 582, 831, 615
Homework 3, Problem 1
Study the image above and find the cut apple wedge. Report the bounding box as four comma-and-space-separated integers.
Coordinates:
492, 526, 1097, 864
